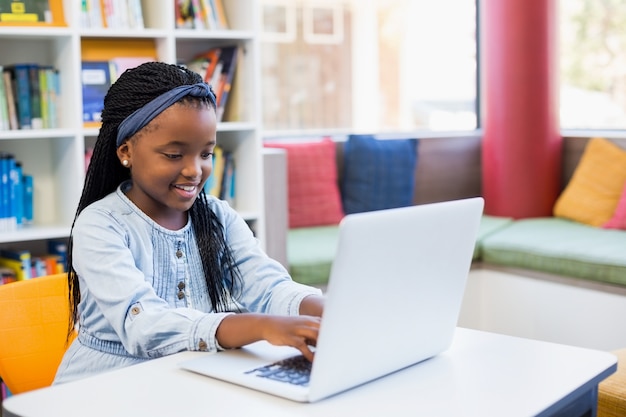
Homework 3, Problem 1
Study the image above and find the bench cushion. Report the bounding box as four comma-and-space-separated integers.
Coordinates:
473, 215, 515, 260
481, 217, 626, 286
287, 225, 340, 286
287, 215, 510, 286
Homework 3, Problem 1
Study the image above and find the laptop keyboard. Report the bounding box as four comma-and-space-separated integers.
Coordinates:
245, 355, 312, 386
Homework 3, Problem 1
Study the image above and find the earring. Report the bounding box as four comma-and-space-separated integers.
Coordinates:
122, 160, 129, 167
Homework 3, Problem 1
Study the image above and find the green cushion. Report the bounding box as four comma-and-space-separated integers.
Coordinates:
287, 215, 515, 285
481, 217, 626, 286
473, 215, 515, 260
287, 225, 340, 286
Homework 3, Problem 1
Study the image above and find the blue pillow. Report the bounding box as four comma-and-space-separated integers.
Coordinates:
341, 135, 418, 214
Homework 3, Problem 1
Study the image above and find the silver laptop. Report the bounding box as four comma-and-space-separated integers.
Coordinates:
179, 197, 484, 402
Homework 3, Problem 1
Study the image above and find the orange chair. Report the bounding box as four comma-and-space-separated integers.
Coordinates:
0, 273, 76, 394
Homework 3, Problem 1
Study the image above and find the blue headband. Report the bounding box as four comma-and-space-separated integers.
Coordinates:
116, 83, 216, 147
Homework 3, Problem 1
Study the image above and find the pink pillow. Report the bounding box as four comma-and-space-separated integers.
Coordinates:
603, 181, 626, 230
264, 138, 344, 228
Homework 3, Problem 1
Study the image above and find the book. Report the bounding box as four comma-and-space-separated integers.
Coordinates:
47, 239, 67, 270
12, 161, 23, 225
28, 64, 42, 128
0, 65, 9, 130
222, 46, 244, 122
0, 0, 52, 23
6, 154, 18, 227
0, 249, 31, 280
81, 60, 112, 123
211, 0, 228, 29
0, 153, 9, 230
208, 145, 224, 197
199, 0, 217, 29
185, 48, 221, 84
0, 266, 17, 284
38, 253, 62, 275
22, 174, 33, 224
219, 151, 235, 205
189, 0, 205, 29
44, 67, 59, 128
0, 255, 30, 280
214, 46, 239, 121
3, 69, 18, 129
126, 0, 144, 29
175, 0, 194, 29
7, 63, 33, 129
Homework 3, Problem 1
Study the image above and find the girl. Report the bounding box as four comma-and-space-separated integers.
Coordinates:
54, 62, 324, 384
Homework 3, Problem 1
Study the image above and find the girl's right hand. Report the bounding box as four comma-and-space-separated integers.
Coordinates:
215, 313, 321, 361
260, 315, 321, 361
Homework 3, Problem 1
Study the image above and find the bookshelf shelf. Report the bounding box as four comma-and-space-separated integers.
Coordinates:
0, 225, 71, 244
0, 26, 73, 39
78, 28, 169, 38
0, 0, 265, 256
174, 29, 256, 40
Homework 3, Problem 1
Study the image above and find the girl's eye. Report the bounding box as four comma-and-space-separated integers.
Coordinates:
164, 153, 182, 159
201, 152, 213, 160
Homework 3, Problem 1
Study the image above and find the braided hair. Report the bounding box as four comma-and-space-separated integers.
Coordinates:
66, 62, 241, 339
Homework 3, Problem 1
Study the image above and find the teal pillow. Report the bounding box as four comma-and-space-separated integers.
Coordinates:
341, 135, 418, 214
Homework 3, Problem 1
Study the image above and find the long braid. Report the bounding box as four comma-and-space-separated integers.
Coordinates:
67, 62, 241, 339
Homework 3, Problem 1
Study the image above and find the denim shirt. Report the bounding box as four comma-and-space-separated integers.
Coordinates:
54, 182, 321, 384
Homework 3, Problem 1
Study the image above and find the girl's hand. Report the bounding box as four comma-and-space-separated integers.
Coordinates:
261, 315, 321, 361
216, 314, 321, 361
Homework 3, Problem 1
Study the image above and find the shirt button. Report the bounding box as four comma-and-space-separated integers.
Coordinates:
176, 250, 183, 258
177, 291, 185, 300
198, 340, 208, 350
178, 281, 185, 290
131, 306, 141, 315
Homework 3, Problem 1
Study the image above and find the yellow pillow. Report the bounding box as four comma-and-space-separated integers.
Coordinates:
554, 137, 626, 227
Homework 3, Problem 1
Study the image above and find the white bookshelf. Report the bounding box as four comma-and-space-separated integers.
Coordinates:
0, 0, 265, 248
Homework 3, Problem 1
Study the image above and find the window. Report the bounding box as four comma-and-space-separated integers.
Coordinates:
560, 0, 626, 130
260, 0, 478, 133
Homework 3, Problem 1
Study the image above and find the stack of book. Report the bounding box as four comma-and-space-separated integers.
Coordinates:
0, 64, 60, 130
82, 56, 154, 124
80, 0, 144, 29
203, 145, 235, 206
184, 45, 241, 122
0, 240, 67, 285
175, 0, 229, 30
0, 153, 33, 232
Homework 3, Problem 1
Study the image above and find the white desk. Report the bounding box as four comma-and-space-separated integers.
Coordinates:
2, 328, 617, 417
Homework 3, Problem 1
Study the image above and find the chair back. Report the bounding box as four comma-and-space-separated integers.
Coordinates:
0, 273, 76, 394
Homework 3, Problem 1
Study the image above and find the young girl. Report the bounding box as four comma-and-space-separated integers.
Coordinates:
54, 62, 324, 384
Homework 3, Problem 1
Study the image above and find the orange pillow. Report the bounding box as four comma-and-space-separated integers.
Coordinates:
554, 137, 626, 227
264, 138, 344, 228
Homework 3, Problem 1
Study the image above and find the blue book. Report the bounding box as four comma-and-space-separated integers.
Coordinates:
0, 153, 9, 230
47, 239, 68, 269
13, 161, 23, 226
8, 64, 33, 129
28, 64, 43, 129
22, 174, 34, 224
81, 61, 112, 123
6, 154, 18, 228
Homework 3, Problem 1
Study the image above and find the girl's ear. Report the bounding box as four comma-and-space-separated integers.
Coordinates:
117, 143, 131, 167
